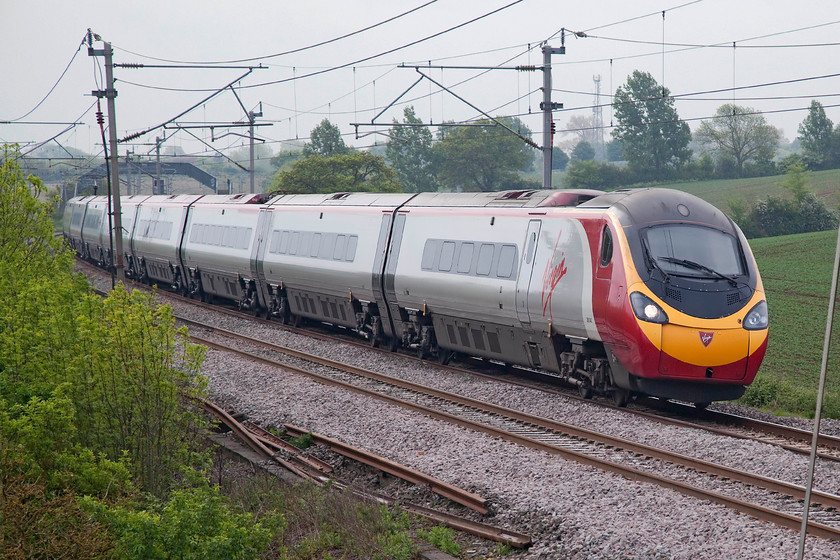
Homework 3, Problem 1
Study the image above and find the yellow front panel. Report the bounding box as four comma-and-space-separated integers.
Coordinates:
660, 324, 749, 366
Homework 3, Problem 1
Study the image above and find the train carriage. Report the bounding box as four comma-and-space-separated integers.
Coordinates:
131, 194, 204, 290
180, 193, 268, 305
62, 195, 95, 255
255, 192, 416, 342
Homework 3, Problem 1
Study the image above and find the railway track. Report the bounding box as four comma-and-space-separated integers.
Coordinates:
79, 258, 840, 462
201, 396, 531, 548
80, 261, 840, 540
182, 314, 840, 541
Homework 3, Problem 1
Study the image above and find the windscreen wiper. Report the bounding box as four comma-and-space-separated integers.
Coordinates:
642, 238, 670, 283
659, 257, 739, 286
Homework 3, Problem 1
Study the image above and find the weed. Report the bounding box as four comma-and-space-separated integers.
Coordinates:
418, 525, 461, 556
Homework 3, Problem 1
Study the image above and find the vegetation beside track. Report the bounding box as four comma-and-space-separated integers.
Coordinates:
1, 147, 455, 560
743, 230, 840, 419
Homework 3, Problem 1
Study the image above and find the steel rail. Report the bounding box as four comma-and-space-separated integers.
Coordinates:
81, 258, 840, 458
283, 424, 489, 514
188, 329, 840, 541
184, 320, 840, 511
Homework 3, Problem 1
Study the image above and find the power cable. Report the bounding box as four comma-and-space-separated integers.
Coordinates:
117, 1, 524, 93
9, 34, 87, 122
113, 1, 440, 65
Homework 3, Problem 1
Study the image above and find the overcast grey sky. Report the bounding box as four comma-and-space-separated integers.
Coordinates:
3, 0, 840, 160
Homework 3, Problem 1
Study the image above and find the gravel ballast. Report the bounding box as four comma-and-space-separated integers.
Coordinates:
86, 274, 840, 558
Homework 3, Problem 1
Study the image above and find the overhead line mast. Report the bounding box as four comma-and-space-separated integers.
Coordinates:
88, 30, 126, 284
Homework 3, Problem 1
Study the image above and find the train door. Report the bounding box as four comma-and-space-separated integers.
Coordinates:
515, 219, 542, 325
251, 208, 275, 310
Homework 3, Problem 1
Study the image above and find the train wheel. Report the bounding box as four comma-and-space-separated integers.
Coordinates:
611, 387, 630, 407
369, 335, 379, 348
578, 382, 593, 400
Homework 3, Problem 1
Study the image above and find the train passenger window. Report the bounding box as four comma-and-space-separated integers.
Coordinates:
346, 236, 358, 261
279, 231, 290, 253
477, 243, 494, 276
421, 240, 437, 270
209, 225, 222, 246
439, 241, 455, 272
600, 226, 613, 267
334, 235, 347, 260
237, 228, 251, 250
319, 233, 336, 259
222, 227, 235, 248
268, 231, 281, 253
457, 243, 474, 273
299, 231, 313, 256
311, 233, 321, 257
497, 244, 517, 278
525, 232, 536, 264
289, 232, 301, 255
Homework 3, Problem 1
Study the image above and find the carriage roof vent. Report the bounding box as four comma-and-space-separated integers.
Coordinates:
497, 190, 537, 200
329, 192, 351, 200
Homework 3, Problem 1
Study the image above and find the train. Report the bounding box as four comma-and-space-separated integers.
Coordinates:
63, 188, 769, 407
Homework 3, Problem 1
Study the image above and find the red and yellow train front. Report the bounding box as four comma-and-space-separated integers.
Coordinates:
601, 192, 768, 404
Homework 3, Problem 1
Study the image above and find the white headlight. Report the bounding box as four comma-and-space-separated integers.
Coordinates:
744, 300, 768, 330
630, 292, 669, 324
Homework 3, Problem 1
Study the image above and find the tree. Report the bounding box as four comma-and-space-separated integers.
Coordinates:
798, 100, 835, 169
386, 106, 438, 192
612, 71, 691, 178
571, 141, 595, 161
434, 117, 535, 192
269, 151, 401, 194
303, 119, 350, 157
551, 146, 569, 170
695, 104, 780, 177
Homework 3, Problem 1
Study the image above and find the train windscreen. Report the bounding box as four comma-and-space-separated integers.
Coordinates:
643, 225, 744, 278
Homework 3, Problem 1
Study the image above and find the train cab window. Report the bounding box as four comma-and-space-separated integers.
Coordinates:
600, 226, 613, 267
457, 243, 474, 273
439, 241, 455, 272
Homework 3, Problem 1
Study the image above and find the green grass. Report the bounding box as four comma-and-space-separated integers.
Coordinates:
745, 230, 840, 418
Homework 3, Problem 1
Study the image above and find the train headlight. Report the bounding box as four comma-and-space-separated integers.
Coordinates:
630, 292, 669, 324
743, 300, 768, 330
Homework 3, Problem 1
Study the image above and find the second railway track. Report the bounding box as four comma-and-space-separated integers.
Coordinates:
181, 312, 840, 541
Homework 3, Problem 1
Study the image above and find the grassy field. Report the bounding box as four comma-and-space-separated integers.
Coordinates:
743, 230, 840, 418
653, 168, 840, 212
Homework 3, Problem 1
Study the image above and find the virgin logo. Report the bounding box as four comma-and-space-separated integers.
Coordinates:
699, 332, 714, 347
541, 233, 568, 320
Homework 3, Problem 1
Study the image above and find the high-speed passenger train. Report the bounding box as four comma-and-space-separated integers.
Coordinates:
64, 188, 768, 407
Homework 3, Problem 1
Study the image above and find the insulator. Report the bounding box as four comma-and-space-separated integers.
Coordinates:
516, 65, 538, 72
96, 111, 104, 125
